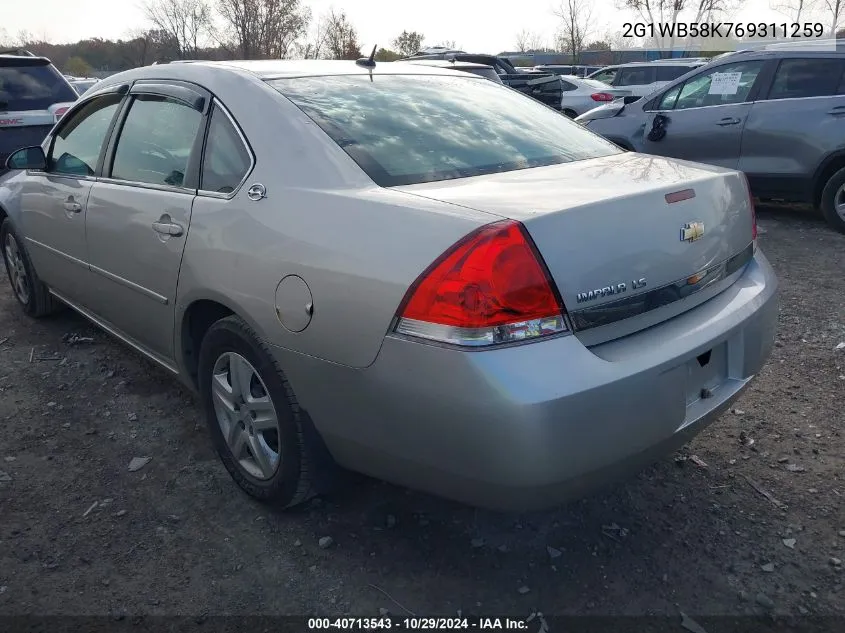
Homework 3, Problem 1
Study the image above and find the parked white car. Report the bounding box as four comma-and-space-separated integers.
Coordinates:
558, 75, 631, 118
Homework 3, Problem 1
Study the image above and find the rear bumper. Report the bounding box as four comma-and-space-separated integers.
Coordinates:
275, 251, 778, 511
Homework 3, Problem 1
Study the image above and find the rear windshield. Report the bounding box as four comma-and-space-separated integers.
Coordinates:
0, 64, 77, 112
461, 67, 503, 83
269, 74, 619, 187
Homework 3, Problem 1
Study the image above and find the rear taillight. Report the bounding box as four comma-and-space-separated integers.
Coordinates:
590, 93, 614, 102
394, 220, 569, 347
53, 107, 69, 122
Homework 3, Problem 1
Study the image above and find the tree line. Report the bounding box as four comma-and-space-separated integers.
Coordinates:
3, 0, 844, 75
0, 0, 432, 74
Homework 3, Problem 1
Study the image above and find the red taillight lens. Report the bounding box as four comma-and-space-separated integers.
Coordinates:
54, 107, 69, 121
395, 220, 569, 347
590, 92, 614, 102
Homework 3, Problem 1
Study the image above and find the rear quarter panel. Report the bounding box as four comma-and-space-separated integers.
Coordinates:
176, 77, 497, 369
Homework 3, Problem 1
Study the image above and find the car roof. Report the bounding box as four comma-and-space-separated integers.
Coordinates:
158, 59, 481, 79
402, 59, 493, 70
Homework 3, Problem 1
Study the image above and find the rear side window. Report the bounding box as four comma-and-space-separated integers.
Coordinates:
271, 74, 620, 187
615, 66, 656, 86
768, 58, 845, 100
560, 80, 577, 92
110, 95, 202, 187
200, 104, 252, 194
0, 63, 77, 112
656, 66, 692, 81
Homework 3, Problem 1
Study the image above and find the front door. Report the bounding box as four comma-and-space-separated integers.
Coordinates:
84, 85, 206, 364
641, 59, 767, 170
18, 94, 123, 302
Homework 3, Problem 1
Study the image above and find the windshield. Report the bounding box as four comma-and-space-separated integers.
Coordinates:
269, 74, 619, 187
0, 64, 77, 111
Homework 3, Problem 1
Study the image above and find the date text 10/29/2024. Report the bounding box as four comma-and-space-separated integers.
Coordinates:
307, 617, 544, 631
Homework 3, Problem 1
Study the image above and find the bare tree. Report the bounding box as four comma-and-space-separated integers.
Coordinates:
436, 40, 458, 50
515, 29, 545, 52
770, 0, 818, 21
393, 31, 425, 57
144, 0, 211, 59
554, 0, 595, 62
322, 9, 362, 60
216, 0, 310, 59
820, 0, 844, 33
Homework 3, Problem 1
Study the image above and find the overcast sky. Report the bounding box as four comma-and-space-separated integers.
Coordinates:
0, 0, 809, 53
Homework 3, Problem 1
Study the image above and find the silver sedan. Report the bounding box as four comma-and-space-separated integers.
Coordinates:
0, 60, 777, 511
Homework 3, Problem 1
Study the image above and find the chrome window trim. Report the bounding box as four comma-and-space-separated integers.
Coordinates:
196, 98, 255, 200
569, 243, 755, 331
94, 176, 195, 196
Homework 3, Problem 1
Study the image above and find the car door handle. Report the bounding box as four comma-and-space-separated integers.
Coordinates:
716, 117, 741, 126
63, 201, 82, 213
152, 221, 184, 237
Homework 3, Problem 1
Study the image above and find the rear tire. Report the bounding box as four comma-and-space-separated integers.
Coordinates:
819, 167, 845, 234
1, 218, 59, 317
197, 315, 315, 508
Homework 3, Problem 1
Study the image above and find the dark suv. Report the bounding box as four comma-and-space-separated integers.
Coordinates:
1, 50, 78, 170
577, 40, 845, 232
400, 51, 563, 109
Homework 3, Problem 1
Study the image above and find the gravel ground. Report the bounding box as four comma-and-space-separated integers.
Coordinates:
0, 203, 843, 623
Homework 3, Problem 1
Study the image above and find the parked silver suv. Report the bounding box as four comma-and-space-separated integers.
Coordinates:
577, 42, 845, 233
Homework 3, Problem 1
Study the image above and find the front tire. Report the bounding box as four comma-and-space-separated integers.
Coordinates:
1, 218, 58, 317
819, 167, 845, 233
197, 315, 314, 508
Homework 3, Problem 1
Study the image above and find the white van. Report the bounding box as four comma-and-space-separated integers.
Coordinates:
587, 59, 708, 97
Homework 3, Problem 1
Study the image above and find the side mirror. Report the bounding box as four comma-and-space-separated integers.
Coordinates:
5, 146, 47, 171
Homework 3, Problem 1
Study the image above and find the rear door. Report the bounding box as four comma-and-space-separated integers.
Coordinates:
84, 81, 207, 364
15, 92, 123, 303
738, 56, 845, 200
640, 59, 770, 169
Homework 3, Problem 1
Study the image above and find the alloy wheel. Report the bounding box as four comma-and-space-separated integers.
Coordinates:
834, 184, 845, 222
4, 233, 30, 305
211, 352, 281, 480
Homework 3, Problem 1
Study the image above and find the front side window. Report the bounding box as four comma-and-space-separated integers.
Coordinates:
270, 74, 620, 187
591, 68, 617, 84
768, 58, 845, 100
200, 104, 252, 194
110, 95, 202, 187
656, 84, 683, 110
615, 67, 656, 86
673, 61, 764, 110
49, 94, 122, 177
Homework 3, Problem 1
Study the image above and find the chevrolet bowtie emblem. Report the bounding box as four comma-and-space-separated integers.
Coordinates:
680, 221, 705, 242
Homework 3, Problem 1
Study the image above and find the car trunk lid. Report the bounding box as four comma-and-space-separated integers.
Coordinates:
395, 152, 755, 345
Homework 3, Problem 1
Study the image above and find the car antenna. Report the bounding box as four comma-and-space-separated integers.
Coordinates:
356, 45, 377, 69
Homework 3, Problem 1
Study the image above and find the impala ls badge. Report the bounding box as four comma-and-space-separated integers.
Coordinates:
576, 277, 647, 304
681, 221, 705, 242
